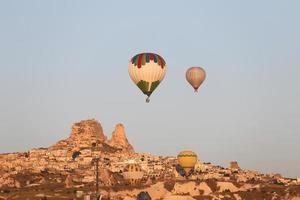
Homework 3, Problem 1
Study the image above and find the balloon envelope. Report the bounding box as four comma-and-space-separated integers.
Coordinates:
128, 53, 167, 102
177, 150, 198, 174
122, 164, 144, 185
137, 191, 152, 200
186, 67, 206, 92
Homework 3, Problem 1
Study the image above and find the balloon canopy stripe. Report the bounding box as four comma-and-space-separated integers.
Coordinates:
177, 154, 197, 157
131, 53, 166, 69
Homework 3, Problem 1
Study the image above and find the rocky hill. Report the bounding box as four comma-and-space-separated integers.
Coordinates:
0, 119, 135, 189
50, 119, 134, 154
107, 124, 134, 153
0, 119, 300, 200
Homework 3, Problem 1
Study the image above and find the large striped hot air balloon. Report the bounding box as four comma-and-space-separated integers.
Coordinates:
186, 67, 206, 92
128, 53, 167, 103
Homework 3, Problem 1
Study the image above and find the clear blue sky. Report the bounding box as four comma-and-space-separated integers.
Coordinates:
0, 1, 299, 178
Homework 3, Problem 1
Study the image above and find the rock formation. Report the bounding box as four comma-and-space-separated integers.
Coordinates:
65, 174, 73, 188
107, 123, 134, 154
0, 119, 135, 189
229, 161, 240, 170
48, 119, 134, 156
1, 119, 300, 200
50, 119, 107, 152
70, 119, 106, 141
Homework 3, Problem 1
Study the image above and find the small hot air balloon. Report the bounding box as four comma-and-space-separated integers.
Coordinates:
177, 150, 197, 176
128, 53, 167, 103
122, 163, 144, 185
137, 191, 152, 200
186, 67, 206, 92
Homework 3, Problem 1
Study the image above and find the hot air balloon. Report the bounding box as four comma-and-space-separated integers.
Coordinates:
186, 67, 206, 92
122, 163, 144, 185
177, 150, 197, 176
137, 191, 152, 200
128, 53, 167, 103
175, 164, 186, 177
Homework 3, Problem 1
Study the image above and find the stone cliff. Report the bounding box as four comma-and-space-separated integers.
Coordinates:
69, 119, 106, 142
49, 119, 134, 155
107, 123, 134, 153
0, 119, 135, 189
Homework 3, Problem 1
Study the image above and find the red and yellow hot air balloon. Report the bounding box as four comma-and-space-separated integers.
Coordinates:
128, 53, 167, 103
186, 67, 206, 92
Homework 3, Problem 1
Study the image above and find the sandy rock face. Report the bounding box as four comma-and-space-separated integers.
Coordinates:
99, 168, 112, 186
147, 182, 171, 199
163, 195, 196, 200
123, 197, 136, 200
197, 182, 212, 195
65, 174, 73, 188
230, 161, 240, 170
107, 124, 134, 153
70, 119, 106, 141
50, 119, 108, 153
172, 182, 200, 196
171, 181, 212, 196
0, 119, 138, 189
217, 181, 239, 193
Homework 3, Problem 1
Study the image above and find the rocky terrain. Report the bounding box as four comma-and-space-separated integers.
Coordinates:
0, 119, 300, 200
